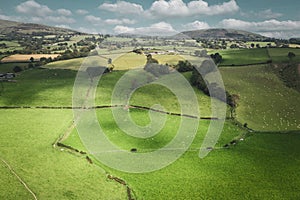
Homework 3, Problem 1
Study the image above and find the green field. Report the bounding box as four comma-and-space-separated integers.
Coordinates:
220, 64, 300, 130
0, 62, 29, 73
63, 111, 300, 199
1, 48, 300, 199
0, 41, 22, 53
45, 57, 85, 70
0, 109, 126, 199
213, 48, 270, 66
268, 48, 300, 63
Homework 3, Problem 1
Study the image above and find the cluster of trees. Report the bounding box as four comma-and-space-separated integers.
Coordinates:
288, 52, 296, 60
144, 54, 170, 77
210, 53, 222, 65
175, 60, 193, 72
143, 56, 239, 110
0, 43, 7, 48
189, 60, 238, 110
289, 38, 300, 45
140, 52, 241, 114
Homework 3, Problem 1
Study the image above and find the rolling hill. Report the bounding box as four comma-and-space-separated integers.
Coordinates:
176, 28, 268, 40
0, 19, 81, 35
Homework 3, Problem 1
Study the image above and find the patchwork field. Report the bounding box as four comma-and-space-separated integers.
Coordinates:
0, 46, 299, 199
1, 54, 61, 63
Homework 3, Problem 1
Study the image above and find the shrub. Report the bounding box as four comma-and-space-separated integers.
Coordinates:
13, 66, 23, 73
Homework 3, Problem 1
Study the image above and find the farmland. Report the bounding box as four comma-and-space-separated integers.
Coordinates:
0, 18, 300, 200
212, 48, 270, 66
268, 48, 300, 63
0, 109, 126, 200
1, 54, 60, 63
220, 64, 300, 130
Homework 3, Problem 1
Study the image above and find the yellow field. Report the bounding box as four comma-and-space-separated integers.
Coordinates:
45, 57, 85, 70
112, 52, 146, 70
1, 54, 60, 63
152, 54, 185, 65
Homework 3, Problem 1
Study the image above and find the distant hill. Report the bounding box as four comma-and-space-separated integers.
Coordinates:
175, 28, 268, 40
0, 19, 81, 35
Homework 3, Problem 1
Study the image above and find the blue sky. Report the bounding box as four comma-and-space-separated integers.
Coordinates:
0, 0, 299, 38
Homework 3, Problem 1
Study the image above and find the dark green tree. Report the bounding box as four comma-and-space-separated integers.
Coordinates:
13, 66, 23, 73
146, 54, 159, 64
175, 60, 193, 72
288, 52, 296, 60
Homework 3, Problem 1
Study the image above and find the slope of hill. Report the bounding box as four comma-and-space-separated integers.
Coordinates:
0, 19, 80, 35
176, 28, 268, 40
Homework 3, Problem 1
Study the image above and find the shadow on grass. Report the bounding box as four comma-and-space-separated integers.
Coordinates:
0, 68, 77, 106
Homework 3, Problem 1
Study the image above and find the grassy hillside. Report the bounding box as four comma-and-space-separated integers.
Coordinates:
268, 48, 300, 63
0, 109, 126, 199
0, 68, 76, 106
0, 19, 80, 35
211, 48, 270, 66
1, 49, 300, 200
64, 116, 300, 199
220, 64, 300, 131
271, 63, 300, 92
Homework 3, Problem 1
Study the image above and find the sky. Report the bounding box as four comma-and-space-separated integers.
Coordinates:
0, 0, 299, 38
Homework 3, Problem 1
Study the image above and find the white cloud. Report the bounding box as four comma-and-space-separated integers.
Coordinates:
114, 22, 177, 36
105, 18, 136, 25
55, 24, 71, 29
77, 27, 98, 34
85, 15, 102, 25
99, 1, 144, 15
47, 16, 75, 24
182, 20, 210, 30
241, 9, 282, 19
57, 8, 72, 16
220, 19, 300, 31
14, 1, 75, 24
85, 15, 136, 26
257, 31, 300, 39
148, 0, 239, 17
99, 0, 239, 18
114, 25, 135, 34
0, 14, 22, 22
16, 0, 53, 17
76, 9, 89, 15
257, 9, 282, 19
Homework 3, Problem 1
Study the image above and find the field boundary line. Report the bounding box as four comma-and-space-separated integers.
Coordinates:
0, 157, 38, 200
0, 105, 222, 120
219, 61, 271, 67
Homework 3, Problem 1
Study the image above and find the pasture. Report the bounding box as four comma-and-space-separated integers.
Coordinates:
64, 110, 300, 199
220, 64, 300, 131
0, 48, 299, 199
213, 48, 270, 66
0, 109, 126, 200
0, 41, 22, 53
0, 62, 28, 73
268, 48, 300, 63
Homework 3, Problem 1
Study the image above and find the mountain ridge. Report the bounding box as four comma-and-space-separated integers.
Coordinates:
176, 28, 268, 40
0, 19, 81, 35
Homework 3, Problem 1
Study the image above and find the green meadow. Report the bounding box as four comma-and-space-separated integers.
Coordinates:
216, 48, 270, 66
220, 64, 300, 131
0, 47, 299, 199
